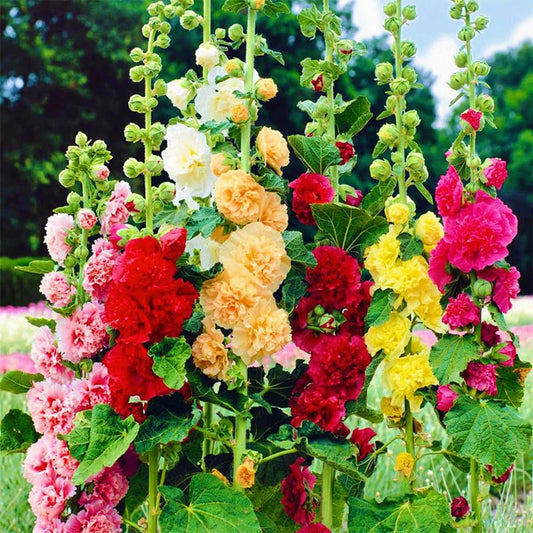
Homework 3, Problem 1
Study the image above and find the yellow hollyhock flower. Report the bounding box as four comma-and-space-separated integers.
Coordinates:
365, 312, 411, 358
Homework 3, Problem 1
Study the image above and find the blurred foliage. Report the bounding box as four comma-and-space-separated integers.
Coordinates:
0, 0, 531, 296
0, 257, 44, 305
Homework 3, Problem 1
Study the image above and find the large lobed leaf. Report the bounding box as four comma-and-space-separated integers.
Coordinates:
429, 334, 480, 383
0, 409, 39, 455
149, 337, 191, 390
287, 134, 341, 175
0, 370, 44, 394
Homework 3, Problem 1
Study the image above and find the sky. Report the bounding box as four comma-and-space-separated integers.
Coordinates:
347, 0, 533, 125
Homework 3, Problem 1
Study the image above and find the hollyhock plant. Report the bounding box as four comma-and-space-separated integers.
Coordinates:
478, 266, 520, 313
100, 181, 132, 236
435, 166, 464, 218
460, 108, 482, 131
462, 361, 498, 396
44, 213, 74, 266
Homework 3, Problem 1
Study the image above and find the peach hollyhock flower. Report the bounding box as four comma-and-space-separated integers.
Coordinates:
230, 103, 250, 124
260, 192, 289, 232
256, 126, 290, 175
191, 317, 229, 379
256, 78, 278, 101
218, 222, 291, 291
394, 452, 415, 478
232, 297, 292, 365
210, 153, 233, 177
236, 457, 256, 489
214, 170, 266, 225
365, 312, 411, 358
200, 270, 266, 329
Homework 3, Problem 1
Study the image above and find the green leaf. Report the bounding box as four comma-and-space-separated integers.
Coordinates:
335, 96, 373, 137
360, 178, 396, 217
149, 337, 191, 390
311, 202, 388, 258
487, 303, 509, 331
222, 0, 247, 13
263, 0, 290, 19
124, 463, 148, 516
66, 404, 139, 484
495, 366, 526, 408
300, 58, 344, 88
445, 396, 532, 476
376, 110, 393, 120
296, 100, 316, 118
14, 259, 55, 274
287, 134, 341, 174
414, 181, 434, 204
186, 207, 223, 238
397, 232, 424, 260
0, 409, 39, 455
365, 289, 394, 328
135, 394, 201, 454
372, 141, 388, 158
282, 231, 317, 268
257, 38, 285, 65
298, 5, 322, 38
160, 473, 262, 533
249, 483, 297, 533
256, 173, 288, 195
0, 370, 44, 394
348, 488, 450, 533
429, 334, 480, 383
153, 202, 189, 229
281, 269, 308, 313
182, 306, 205, 334
25, 315, 56, 332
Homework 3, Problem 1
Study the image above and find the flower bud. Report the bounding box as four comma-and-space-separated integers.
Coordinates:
370, 159, 392, 180
142, 24, 151, 38
145, 155, 164, 176
454, 51, 468, 68
403, 109, 420, 128
384, 2, 396, 16
129, 65, 144, 83
78, 152, 91, 170
126, 193, 145, 214
58, 169, 76, 188
158, 182, 176, 202
182, 0, 195, 8
154, 34, 171, 49
448, 71, 467, 90
163, 5, 176, 18
473, 278, 492, 299
128, 94, 148, 113
402, 5, 416, 20
75, 132, 88, 147
467, 155, 482, 169
314, 305, 325, 316
77, 208, 97, 230
65, 145, 81, 161
149, 122, 166, 148
254, 36, 267, 55
123, 158, 145, 179
230, 103, 249, 124
449, 5, 462, 19
401, 66, 417, 83
144, 60, 162, 78
147, 2, 163, 16
337, 39, 354, 55
458, 25, 475, 42
195, 42, 219, 70
180, 10, 200, 30
213, 27, 225, 39
473, 15, 489, 31
225, 59, 243, 77
250, 0, 264, 9
92, 165, 110, 182
390, 77, 410, 95
159, 21, 171, 34
74, 245, 89, 261
228, 23, 244, 41
375, 62, 394, 82
92, 140, 107, 154
256, 78, 278, 101
406, 151, 425, 172
466, 1, 479, 13
152, 79, 167, 98
378, 124, 399, 147
472, 61, 490, 77
401, 40, 416, 58
384, 16, 402, 34
63, 254, 77, 269
386, 95, 404, 114
385, 202, 410, 225
476, 94, 494, 114
129, 47, 144, 62
124, 123, 142, 143
67, 192, 82, 206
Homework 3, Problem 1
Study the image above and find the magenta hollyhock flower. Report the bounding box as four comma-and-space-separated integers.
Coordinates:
499, 341, 517, 367
436, 385, 459, 412
488, 464, 514, 484
435, 166, 464, 218
478, 266, 520, 313
443, 293, 480, 328
289, 173, 335, 226
65, 499, 123, 532
346, 190, 364, 207
298, 524, 331, 533
281, 457, 317, 525
350, 427, 377, 460
460, 108, 482, 131
480, 322, 501, 347
462, 362, 498, 396
428, 240, 453, 292
450, 496, 470, 518
484, 158, 508, 189
44, 213, 74, 266
80, 463, 129, 508
28, 473, 76, 521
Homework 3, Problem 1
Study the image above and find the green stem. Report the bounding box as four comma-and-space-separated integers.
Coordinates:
76, 175, 90, 304
144, 30, 156, 233
202, 0, 211, 77
233, 412, 248, 489
240, 7, 257, 173
320, 463, 335, 529
123, 518, 144, 533
470, 459, 483, 532
154, 459, 167, 513
147, 448, 159, 533
404, 398, 415, 457
258, 447, 297, 465
201, 401, 213, 471
464, 12, 477, 182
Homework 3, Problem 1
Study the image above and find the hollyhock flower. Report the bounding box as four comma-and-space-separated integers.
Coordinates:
118, 446, 140, 478
499, 341, 517, 367
44, 213, 74, 266
235, 457, 256, 489
484, 158, 507, 189
488, 464, 513, 484
298, 524, 331, 533
65, 500, 122, 533
289, 173, 335, 226
281, 457, 317, 525
306, 246, 361, 308
346, 190, 363, 207
56, 302, 107, 363
77, 208, 98, 230
93, 165, 110, 181
415, 212, 444, 253
74, 363, 111, 412
28, 473, 76, 520
39, 271, 76, 307
435, 166, 463, 218
436, 385, 459, 412
311, 74, 324, 92
451, 496, 470, 518
31, 326, 74, 383
365, 312, 411, 358
428, 240, 453, 292
335, 141, 355, 164
160, 227, 187, 263
481, 322, 501, 347
195, 42, 219, 69
444, 191, 517, 272
186, 234, 220, 271
443, 293, 480, 328
100, 181, 131, 236
394, 452, 415, 478
34, 518, 68, 533
350, 427, 377, 461
291, 296, 326, 353
460, 108, 482, 131
260, 191, 289, 232
191, 317, 229, 379
256, 126, 290, 176
478, 266, 520, 313
166, 78, 193, 111
268, 342, 310, 372
80, 464, 129, 507
109, 223, 128, 248
462, 362, 498, 396
83, 238, 121, 302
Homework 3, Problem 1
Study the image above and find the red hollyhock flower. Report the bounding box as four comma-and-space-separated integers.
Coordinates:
311, 74, 324, 92
480, 322, 501, 347
487, 464, 513, 484
442, 293, 480, 328
478, 266, 520, 313
339, 280, 373, 338
298, 524, 331, 533
460, 108, 482, 131
281, 457, 317, 525
436, 385, 458, 412
350, 427, 377, 461
289, 173, 335, 226
435, 166, 463, 218
160, 228, 187, 263
335, 141, 355, 165
450, 496, 470, 518
484, 158, 508, 189
346, 190, 363, 207
462, 361, 498, 396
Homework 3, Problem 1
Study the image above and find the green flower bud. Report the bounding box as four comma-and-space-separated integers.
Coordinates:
466, 1, 479, 13
473, 15, 489, 31
149, 122, 166, 148
472, 61, 490, 77
378, 124, 399, 147
74, 245, 89, 261
67, 192, 82, 206
390, 77, 411, 95
391, 151, 403, 164
159, 21, 171, 34
147, 2, 162, 16
215, 28, 226, 39
412, 165, 429, 182
123, 158, 145, 179
228, 23, 244, 41
449, 5, 462, 19
147, 96, 158, 109
458, 25, 475, 42
64, 254, 77, 269
163, 5, 176, 18
181, 0, 194, 8
78, 152, 91, 170
128, 94, 148, 114
406, 151, 425, 172
92, 140, 107, 154
473, 278, 492, 299
448, 71, 468, 90
142, 24, 151, 38
146, 155, 164, 176
370, 159, 392, 180
158, 182, 176, 202
337, 39, 354, 55
402, 5, 416, 20
384, 16, 402, 34
385, 95, 405, 114
144, 60, 162, 78
375, 62, 394, 82
129, 47, 144, 63
467, 155, 482, 169
384, 2, 396, 16
180, 10, 200, 30
454, 51, 468, 68
175, 6, 185, 16
401, 66, 417, 83
58, 170, 76, 188
148, 16, 161, 31
154, 34, 171, 49
126, 193, 145, 213
254, 36, 267, 55
401, 40, 417, 58
129, 65, 144, 83
314, 305, 325, 317
476, 94, 494, 114
454, 141, 469, 157
403, 125, 416, 140
403, 110, 421, 128
152, 199, 164, 214
75, 131, 88, 147
153, 78, 167, 97
124, 123, 142, 143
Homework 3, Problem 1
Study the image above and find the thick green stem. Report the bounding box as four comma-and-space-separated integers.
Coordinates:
147, 448, 160, 533
464, 12, 477, 182
201, 401, 213, 470
233, 412, 248, 489
259, 448, 297, 465
144, 30, 156, 233
76, 175, 90, 304
320, 463, 335, 529
470, 459, 483, 532
202, 0, 211, 77
240, 7, 257, 173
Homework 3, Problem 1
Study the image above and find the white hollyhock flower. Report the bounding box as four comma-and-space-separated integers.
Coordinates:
161, 124, 216, 203
166, 79, 193, 111
186, 234, 220, 270
195, 43, 220, 70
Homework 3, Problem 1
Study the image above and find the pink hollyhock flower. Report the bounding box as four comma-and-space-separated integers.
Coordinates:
443, 293, 480, 328
436, 385, 459, 412
289, 173, 335, 226
281, 457, 317, 525
267, 342, 310, 372
428, 240, 453, 292
28, 474, 76, 521
298, 524, 331, 533
444, 191, 517, 272
93, 165, 110, 181
39, 271, 76, 307
484, 158, 508, 189
451, 496, 470, 518
435, 166, 463, 218
74, 363, 111, 412
160, 227, 187, 263
109, 223, 128, 249
478, 266, 520, 313
346, 190, 363, 207
481, 322, 501, 347
80, 464, 129, 507
31, 326, 74, 383
34, 518, 68, 533
460, 108, 482, 131
335, 141, 355, 164
83, 238, 122, 302
499, 341, 517, 367
100, 181, 131, 236
56, 302, 107, 363
462, 362, 498, 396
350, 427, 376, 461
44, 214, 74, 266
488, 464, 513, 484
77, 208, 98, 230
65, 500, 122, 533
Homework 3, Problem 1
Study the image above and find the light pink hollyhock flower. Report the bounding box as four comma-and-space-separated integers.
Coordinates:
39, 271, 76, 307
33, 518, 68, 533
499, 341, 517, 367
31, 326, 74, 383
27, 379, 81, 435
462, 362, 498, 396
442, 293, 480, 328
478, 266, 520, 313
265, 342, 310, 372
460, 108, 482, 131
65, 500, 122, 533
56, 302, 107, 363
100, 181, 131, 236
428, 239, 453, 292
80, 464, 129, 508
74, 363, 111, 412
77, 208, 98, 230
28, 474, 76, 521
83, 239, 121, 302
44, 213, 74, 266
435, 166, 463, 218
93, 165, 110, 181
484, 158, 508, 189
436, 385, 459, 412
